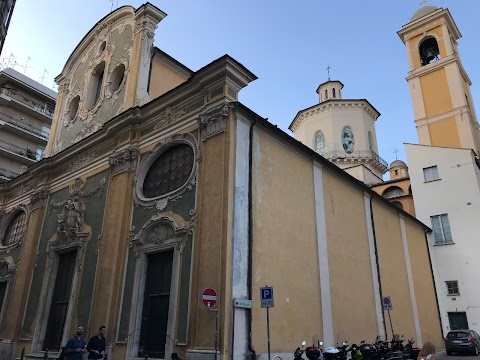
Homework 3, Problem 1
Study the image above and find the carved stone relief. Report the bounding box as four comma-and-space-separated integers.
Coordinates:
153, 106, 186, 131
68, 151, 97, 172
109, 146, 139, 176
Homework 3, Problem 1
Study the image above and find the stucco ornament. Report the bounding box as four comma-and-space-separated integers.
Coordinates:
153, 106, 186, 130
30, 187, 50, 211
50, 177, 106, 244
109, 146, 139, 176
198, 102, 232, 140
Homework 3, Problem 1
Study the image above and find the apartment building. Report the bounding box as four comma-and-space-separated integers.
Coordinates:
0, 67, 56, 182
0, 0, 16, 55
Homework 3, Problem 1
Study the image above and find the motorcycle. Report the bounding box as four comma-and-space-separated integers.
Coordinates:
294, 341, 307, 360
403, 339, 419, 360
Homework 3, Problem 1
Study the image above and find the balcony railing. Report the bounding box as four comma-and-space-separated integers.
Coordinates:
0, 167, 20, 180
0, 88, 55, 118
322, 149, 389, 170
0, 137, 37, 160
0, 111, 49, 139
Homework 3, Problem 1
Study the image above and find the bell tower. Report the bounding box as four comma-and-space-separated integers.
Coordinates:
398, 6, 480, 154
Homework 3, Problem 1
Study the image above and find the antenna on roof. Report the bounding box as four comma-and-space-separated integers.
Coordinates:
40, 69, 49, 85
420, 0, 427, 5
108, 0, 119, 12
20, 56, 33, 74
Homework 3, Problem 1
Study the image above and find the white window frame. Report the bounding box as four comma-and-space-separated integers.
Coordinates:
423, 165, 439, 182
446, 280, 460, 296
431, 214, 453, 245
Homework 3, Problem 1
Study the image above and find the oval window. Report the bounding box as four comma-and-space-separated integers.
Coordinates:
69, 95, 80, 121
107, 64, 126, 95
143, 144, 194, 198
3, 211, 27, 246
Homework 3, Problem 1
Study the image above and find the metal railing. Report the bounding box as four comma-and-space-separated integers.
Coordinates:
0, 88, 55, 118
0, 167, 20, 179
322, 149, 388, 169
0, 137, 36, 160
0, 111, 49, 139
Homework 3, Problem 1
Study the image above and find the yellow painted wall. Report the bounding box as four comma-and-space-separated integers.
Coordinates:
411, 28, 447, 70
323, 172, 378, 343
420, 68, 453, 118
428, 116, 461, 148
404, 222, 444, 349
251, 129, 322, 352
149, 57, 188, 100
373, 202, 416, 340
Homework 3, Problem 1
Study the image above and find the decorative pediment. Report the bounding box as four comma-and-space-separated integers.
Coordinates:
130, 215, 188, 248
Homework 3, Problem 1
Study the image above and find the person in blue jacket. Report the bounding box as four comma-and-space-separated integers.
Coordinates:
65, 326, 87, 360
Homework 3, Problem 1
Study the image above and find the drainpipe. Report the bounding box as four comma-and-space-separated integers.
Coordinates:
247, 117, 258, 360
424, 230, 444, 336
369, 193, 387, 338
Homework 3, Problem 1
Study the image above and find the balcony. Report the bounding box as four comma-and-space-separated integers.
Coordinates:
0, 137, 37, 165
0, 111, 49, 143
0, 88, 55, 120
322, 149, 389, 173
0, 166, 20, 182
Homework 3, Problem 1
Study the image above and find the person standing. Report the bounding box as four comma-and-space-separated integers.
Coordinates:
418, 342, 436, 360
87, 325, 107, 360
65, 326, 87, 360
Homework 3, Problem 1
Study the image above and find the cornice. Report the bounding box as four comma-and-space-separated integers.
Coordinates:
406, 55, 472, 85
290, 100, 380, 132
398, 8, 461, 42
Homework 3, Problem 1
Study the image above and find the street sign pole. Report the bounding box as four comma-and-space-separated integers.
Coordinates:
387, 309, 394, 340
266, 306, 271, 360
208, 308, 219, 360
260, 286, 274, 360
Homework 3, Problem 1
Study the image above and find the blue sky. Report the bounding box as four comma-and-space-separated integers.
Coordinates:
3, 1, 479, 175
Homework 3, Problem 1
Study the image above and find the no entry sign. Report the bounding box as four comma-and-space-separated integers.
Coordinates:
202, 288, 217, 308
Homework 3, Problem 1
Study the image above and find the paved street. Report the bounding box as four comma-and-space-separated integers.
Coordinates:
437, 352, 479, 360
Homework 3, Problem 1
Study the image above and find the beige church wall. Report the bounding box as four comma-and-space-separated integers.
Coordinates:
149, 57, 189, 100
189, 127, 235, 351
419, 68, 453, 118
251, 128, 322, 353
410, 27, 447, 70
428, 116, 461, 148
3, 205, 46, 340
404, 222, 444, 349
372, 202, 416, 341
322, 170, 378, 343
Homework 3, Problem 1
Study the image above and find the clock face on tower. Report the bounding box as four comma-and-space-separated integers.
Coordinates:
342, 126, 355, 154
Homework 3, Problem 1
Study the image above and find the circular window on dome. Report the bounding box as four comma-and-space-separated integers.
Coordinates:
142, 144, 194, 199
2, 211, 27, 246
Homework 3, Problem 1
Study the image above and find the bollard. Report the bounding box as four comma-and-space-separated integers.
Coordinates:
20, 347, 25, 360
43, 349, 49, 360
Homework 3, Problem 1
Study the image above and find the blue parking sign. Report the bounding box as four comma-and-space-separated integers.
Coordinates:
260, 286, 274, 308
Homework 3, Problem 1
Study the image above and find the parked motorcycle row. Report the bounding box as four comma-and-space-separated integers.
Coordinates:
292, 336, 420, 360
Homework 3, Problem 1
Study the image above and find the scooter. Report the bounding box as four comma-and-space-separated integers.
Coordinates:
294, 341, 307, 360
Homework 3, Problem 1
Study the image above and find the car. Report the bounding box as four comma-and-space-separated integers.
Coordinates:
445, 329, 480, 356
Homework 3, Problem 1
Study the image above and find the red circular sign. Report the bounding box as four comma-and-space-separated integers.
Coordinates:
202, 288, 217, 308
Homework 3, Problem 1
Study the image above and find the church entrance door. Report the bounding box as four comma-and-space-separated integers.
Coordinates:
43, 251, 77, 351
139, 250, 174, 358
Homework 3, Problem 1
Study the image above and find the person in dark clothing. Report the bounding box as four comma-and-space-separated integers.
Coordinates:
65, 326, 87, 360
87, 325, 107, 359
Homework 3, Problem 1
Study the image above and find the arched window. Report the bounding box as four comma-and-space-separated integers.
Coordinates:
85, 61, 106, 110
391, 201, 404, 210
325, 90, 328, 100
419, 37, 440, 66
143, 144, 194, 198
314, 131, 325, 155
341, 126, 355, 154
368, 131, 374, 150
332, 88, 336, 98
382, 186, 405, 199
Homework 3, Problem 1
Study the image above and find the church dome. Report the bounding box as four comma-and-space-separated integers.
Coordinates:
390, 160, 407, 169
411, 6, 440, 22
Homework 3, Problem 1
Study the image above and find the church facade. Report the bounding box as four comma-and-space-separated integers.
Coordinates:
0, 4, 443, 360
